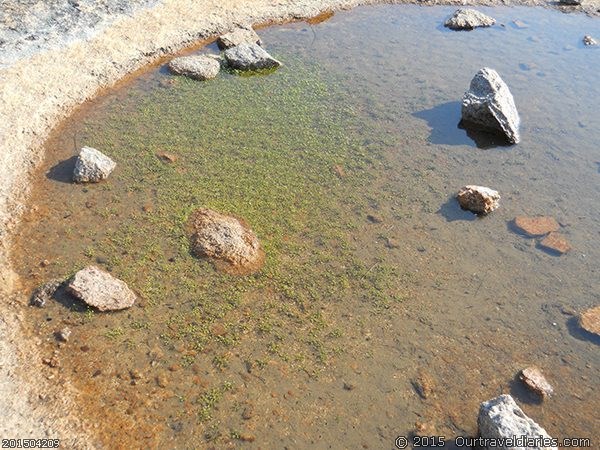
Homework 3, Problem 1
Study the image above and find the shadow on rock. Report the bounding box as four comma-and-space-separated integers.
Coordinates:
46, 155, 77, 184
566, 316, 600, 346
413, 101, 472, 146
437, 197, 478, 222
508, 373, 543, 406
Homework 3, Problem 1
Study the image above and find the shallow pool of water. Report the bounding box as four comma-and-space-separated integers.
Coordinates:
12, 5, 600, 448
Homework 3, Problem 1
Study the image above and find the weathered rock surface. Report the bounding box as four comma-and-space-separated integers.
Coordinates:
457, 185, 500, 214
539, 232, 571, 254
513, 216, 560, 237
461, 68, 521, 144
519, 367, 554, 398
189, 208, 264, 274
30, 279, 63, 307
579, 305, 600, 336
223, 43, 281, 71
167, 55, 220, 80
72, 146, 116, 183
478, 394, 557, 450
66, 266, 136, 311
444, 9, 496, 30
583, 35, 598, 46
217, 26, 262, 49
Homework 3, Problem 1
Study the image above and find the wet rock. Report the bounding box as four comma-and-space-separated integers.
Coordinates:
519, 367, 554, 398
73, 146, 116, 183
157, 152, 177, 163
478, 394, 557, 450
412, 369, 435, 399
367, 214, 383, 224
30, 279, 63, 307
513, 216, 559, 237
188, 208, 264, 274
223, 43, 281, 71
539, 232, 571, 254
66, 265, 136, 311
444, 9, 496, 30
55, 327, 72, 343
461, 68, 520, 144
583, 35, 598, 46
167, 55, 220, 81
559, 0, 581, 5
457, 185, 500, 214
512, 19, 529, 29
217, 26, 262, 50
579, 305, 600, 336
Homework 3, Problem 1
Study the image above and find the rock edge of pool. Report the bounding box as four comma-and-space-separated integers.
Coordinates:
0, 0, 598, 447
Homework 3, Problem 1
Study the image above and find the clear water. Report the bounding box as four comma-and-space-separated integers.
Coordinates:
12, 5, 600, 448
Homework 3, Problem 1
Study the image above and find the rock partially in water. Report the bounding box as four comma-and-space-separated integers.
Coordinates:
583, 35, 598, 46
478, 394, 557, 450
55, 327, 72, 343
73, 146, 116, 183
461, 68, 520, 144
223, 43, 281, 71
579, 305, 600, 336
457, 185, 500, 214
67, 266, 136, 311
539, 232, 571, 254
559, 0, 581, 5
444, 9, 496, 30
188, 208, 264, 274
168, 55, 220, 81
519, 367, 554, 398
30, 279, 63, 307
513, 216, 559, 237
217, 26, 262, 50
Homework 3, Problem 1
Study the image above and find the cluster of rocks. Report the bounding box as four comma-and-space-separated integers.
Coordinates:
167, 26, 281, 81
513, 216, 571, 255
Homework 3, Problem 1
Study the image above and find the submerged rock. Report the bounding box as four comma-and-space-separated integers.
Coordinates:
73, 146, 116, 183
579, 305, 600, 336
539, 232, 571, 254
223, 43, 281, 71
519, 367, 554, 398
30, 279, 63, 307
217, 26, 262, 50
55, 327, 72, 343
67, 266, 136, 311
583, 35, 598, 46
444, 9, 496, 30
189, 208, 264, 274
168, 55, 220, 81
478, 394, 557, 450
457, 185, 500, 214
461, 68, 520, 144
513, 216, 559, 237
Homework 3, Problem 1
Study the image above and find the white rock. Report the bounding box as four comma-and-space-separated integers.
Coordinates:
444, 9, 496, 30
67, 266, 136, 311
223, 43, 281, 71
168, 55, 220, 80
462, 68, 521, 144
457, 185, 500, 214
478, 395, 557, 450
73, 146, 116, 183
217, 26, 262, 50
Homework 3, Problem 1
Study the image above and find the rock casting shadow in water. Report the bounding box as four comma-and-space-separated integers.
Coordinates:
508, 373, 544, 405
413, 102, 515, 149
437, 197, 478, 222
566, 316, 600, 346
46, 155, 78, 184
51, 283, 89, 313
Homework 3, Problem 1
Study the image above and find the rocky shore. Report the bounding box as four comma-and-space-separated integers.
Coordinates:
0, 0, 598, 447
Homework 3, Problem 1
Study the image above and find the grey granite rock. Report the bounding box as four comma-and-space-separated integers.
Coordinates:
444, 9, 496, 30
67, 266, 136, 311
73, 146, 116, 183
223, 43, 281, 71
217, 26, 262, 50
462, 68, 521, 144
168, 55, 220, 80
478, 394, 557, 450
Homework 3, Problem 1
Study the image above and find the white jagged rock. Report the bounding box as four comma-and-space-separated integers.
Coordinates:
445, 9, 496, 30
73, 146, 116, 183
457, 185, 500, 214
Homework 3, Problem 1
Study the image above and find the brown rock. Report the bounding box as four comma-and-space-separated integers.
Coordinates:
188, 208, 264, 275
457, 185, 500, 214
579, 305, 600, 336
539, 232, 571, 254
513, 216, 559, 237
157, 152, 177, 163
519, 367, 553, 398
239, 433, 256, 442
